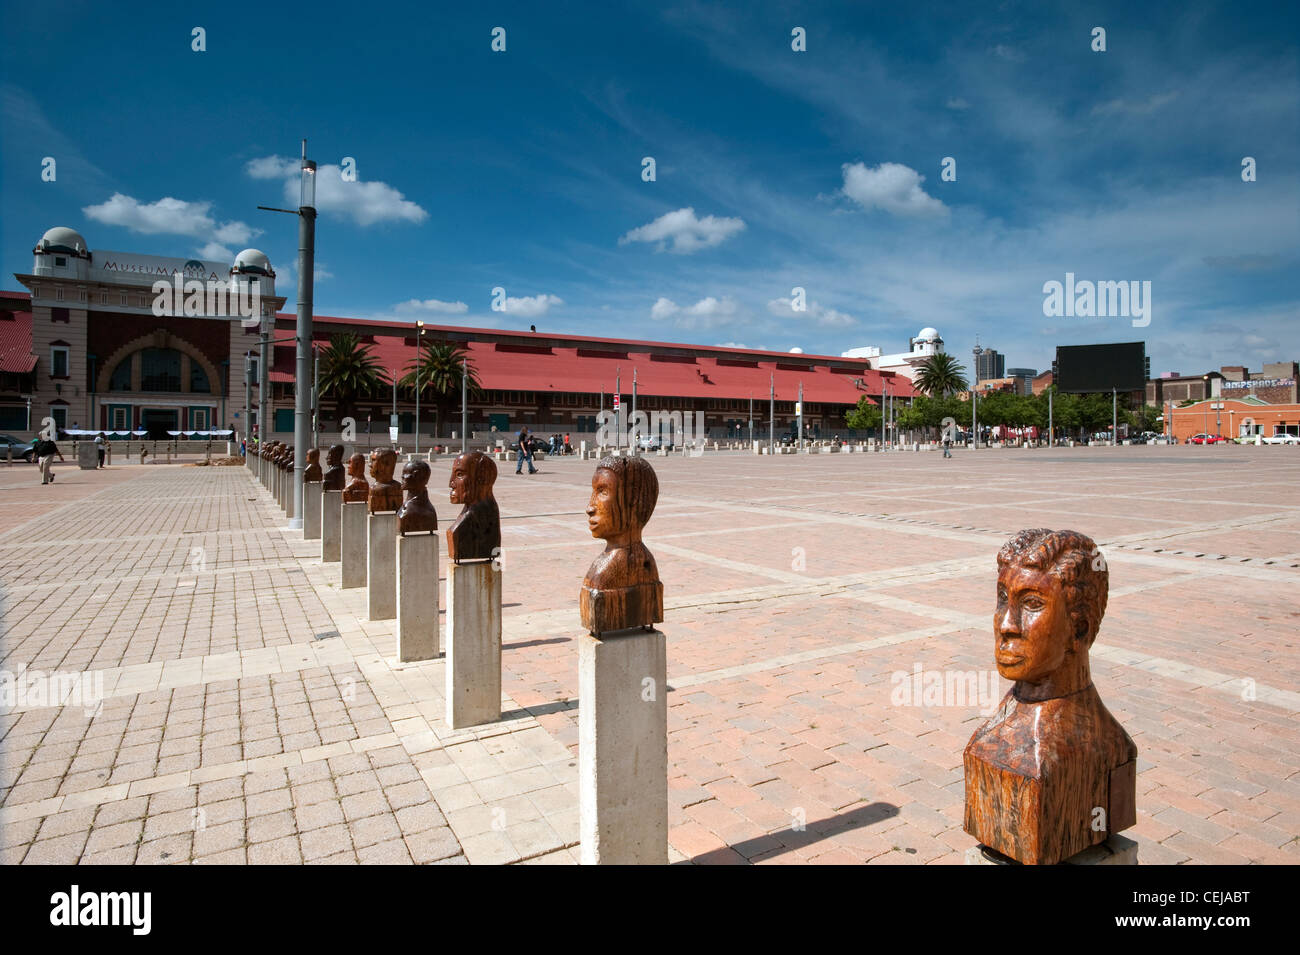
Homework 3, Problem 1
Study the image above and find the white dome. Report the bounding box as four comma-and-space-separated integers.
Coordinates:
789, 346, 804, 354
916, 327, 940, 341
39, 227, 88, 255
232, 248, 273, 275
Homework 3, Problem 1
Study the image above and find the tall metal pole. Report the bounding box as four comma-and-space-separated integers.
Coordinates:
631, 367, 637, 451
1048, 388, 1053, 447
1112, 387, 1118, 446
414, 334, 421, 454
615, 371, 621, 451
312, 345, 319, 448
797, 381, 804, 450
244, 352, 252, 462
461, 357, 468, 454
768, 373, 774, 454
971, 388, 978, 448
748, 393, 753, 445
258, 315, 269, 457
290, 142, 316, 530
392, 373, 397, 445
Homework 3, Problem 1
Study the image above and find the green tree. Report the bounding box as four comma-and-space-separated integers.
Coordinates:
845, 396, 882, 434
400, 341, 481, 438
318, 332, 390, 424
913, 353, 970, 397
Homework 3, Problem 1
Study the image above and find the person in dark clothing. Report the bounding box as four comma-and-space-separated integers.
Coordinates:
515, 427, 538, 475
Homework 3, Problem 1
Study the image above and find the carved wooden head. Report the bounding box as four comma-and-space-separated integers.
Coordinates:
994, 529, 1107, 686
401, 459, 430, 493
586, 455, 658, 544
326, 444, 344, 466
346, 452, 366, 479
370, 448, 397, 483
449, 451, 497, 505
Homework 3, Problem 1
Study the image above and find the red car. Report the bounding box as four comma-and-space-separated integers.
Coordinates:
1186, 433, 1227, 444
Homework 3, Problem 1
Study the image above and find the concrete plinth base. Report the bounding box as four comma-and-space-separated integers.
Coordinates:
341, 501, 368, 589
578, 627, 668, 865
303, 482, 321, 540
964, 834, 1139, 865
397, 533, 439, 662
286, 476, 295, 520
367, 512, 398, 620
321, 490, 342, 562
445, 561, 502, 729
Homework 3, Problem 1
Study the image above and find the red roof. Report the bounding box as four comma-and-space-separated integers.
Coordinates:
271, 312, 912, 404
0, 291, 36, 374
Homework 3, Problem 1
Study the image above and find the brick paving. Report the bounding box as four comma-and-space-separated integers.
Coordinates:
1, 445, 1297, 864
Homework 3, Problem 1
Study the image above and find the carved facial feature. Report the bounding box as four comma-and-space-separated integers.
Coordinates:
995, 565, 1073, 683
402, 461, 429, 492
347, 453, 366, 478
449, 459, 469, 504
586, 468, 620, 540
326, 444, 344, 466
370, 449, 396, 483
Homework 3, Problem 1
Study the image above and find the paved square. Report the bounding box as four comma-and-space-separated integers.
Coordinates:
2, 445, 1297, 864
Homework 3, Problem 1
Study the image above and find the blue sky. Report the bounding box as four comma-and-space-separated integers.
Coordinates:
2, 0, 1297, 376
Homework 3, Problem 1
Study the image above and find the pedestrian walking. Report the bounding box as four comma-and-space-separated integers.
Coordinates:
95, 431, 106, 468
942, 433, 952, 459
515, 426, 538, 475
563, 433, 571, 455
36, 435, 63, 484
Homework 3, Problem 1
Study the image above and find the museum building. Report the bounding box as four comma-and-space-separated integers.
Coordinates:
5, 227, 913, 441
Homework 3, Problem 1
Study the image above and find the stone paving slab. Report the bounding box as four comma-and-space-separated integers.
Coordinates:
1, 446, 1298, 864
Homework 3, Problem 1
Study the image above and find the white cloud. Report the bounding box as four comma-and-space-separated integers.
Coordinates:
715, 341, 749, 349
244, 155, 429, 227
500, 293, 562, 318
395, 298, 470, 314
83, 193, 259, 244
197, 242, 233, 260
946, 97, 970, 110
840, 162, 947, 217
649, 295, 738, 329
766, 297, 857, 328
619, 207, 746, 254
1091, 92, 1179, 116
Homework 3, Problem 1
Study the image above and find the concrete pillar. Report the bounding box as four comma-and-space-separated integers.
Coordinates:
286, 473, 296, 520
397, 533, 439, 662
578, 628, 668, 865
341, 501, 368, 589
303, 482, 322, 540
367, 512, 398, 620
321, 489, 342, 562
445, 560, 502, 729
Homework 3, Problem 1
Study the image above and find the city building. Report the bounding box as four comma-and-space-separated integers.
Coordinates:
840, 328, 944, 382
1166, 397, 1300, 441
7, 227, 914, 442
1031, 370, 1054, 396
1006, 367, 1037, 396
972, 345, 1004, 383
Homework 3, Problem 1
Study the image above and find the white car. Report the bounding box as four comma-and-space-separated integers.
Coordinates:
1262, 433, 1300, 445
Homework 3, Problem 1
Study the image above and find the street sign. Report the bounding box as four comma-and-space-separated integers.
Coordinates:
389, 427, 398, 442
612, 394, 621, 412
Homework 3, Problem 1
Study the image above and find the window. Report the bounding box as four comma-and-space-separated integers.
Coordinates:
100, 292, 108, 304
112, 407, 128, 430
191, 408, 209, 431
109, 358, 132, 391
190, 360, 211, 393
120, 293, 128, 306
141, 348, 181, 391
56, 287, 65, 301
50, 407, 67, 432
55, 256, 67, 267
51, 346, 69, 378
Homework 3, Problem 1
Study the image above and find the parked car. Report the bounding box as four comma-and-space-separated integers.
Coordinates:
0, 434, 36, 462
638, 433, 675, 451
1262, 433, 1300, 445
1186, 433, 1227, 445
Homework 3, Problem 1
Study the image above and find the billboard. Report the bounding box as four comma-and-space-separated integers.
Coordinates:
1055, 342, 1146, 394
93, 251, 228, 286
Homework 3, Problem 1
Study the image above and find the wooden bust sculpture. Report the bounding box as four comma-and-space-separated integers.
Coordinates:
397, 460, 438, 535
322, 444, 345, 491
579, 455, 663, 635
446, 451, 500, 562
367, 448, 403, 513
963, 528, 1137, 865
303, 447, 322, 482
342, 452, 370, 503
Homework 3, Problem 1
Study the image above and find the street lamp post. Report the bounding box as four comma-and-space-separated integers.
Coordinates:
257, 140, 316, 529
414, 321, 425, 453
461, 357, 468, 454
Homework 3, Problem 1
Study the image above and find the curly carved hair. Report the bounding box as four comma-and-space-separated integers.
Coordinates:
997, 528, 1108, 645
595, 455, 659, 529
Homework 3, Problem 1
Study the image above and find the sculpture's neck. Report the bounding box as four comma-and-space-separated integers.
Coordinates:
1014, 657, 1092, 702
604, 528, 642, 551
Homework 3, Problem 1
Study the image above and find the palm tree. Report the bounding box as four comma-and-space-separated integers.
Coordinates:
913, 353, 969, 397
317, 332, 389, 425
400, 341, 481, 439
